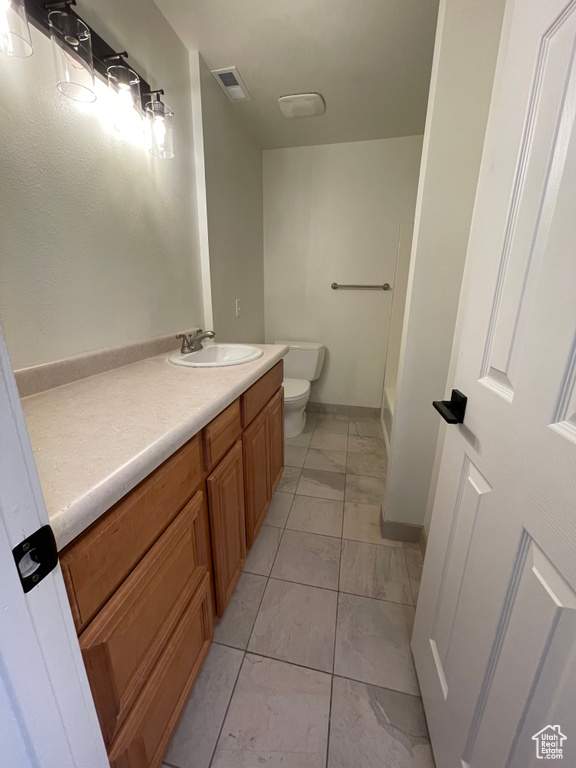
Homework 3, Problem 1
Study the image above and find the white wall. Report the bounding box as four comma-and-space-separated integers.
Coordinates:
0, 0, 203, 370
197, 57, 265, 343
384, 0, 507, 526
263, 137, 422, 407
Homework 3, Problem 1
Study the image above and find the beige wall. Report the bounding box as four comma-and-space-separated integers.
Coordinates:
263, 137, 422, 407
0, 0, 203, 370
384, 0, 507, 526
198, 57, 265, 343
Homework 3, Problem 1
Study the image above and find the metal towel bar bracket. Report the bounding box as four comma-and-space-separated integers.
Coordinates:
331, 282, 390, 291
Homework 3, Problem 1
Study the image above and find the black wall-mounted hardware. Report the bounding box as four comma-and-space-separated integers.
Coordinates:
24, 0, 153, 110
433, 389, 467, 424
12, 525, 58, 593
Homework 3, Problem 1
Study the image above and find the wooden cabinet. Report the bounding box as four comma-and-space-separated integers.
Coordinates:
79, 492, 207, 746
107, 574, 213, 768
268, 387, 284, 495
61, 436, 202, 633
243, 407, 270, 549
243, 387, 285, 548
206, 441, 247, 616
60, 363, 284, 768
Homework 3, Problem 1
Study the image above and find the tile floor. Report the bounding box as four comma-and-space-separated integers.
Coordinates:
163, 410, 433, 768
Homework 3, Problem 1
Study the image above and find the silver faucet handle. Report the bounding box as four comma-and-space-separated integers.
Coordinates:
176, 334, 192, 354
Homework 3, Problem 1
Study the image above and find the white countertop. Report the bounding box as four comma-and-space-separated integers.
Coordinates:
21, 344, 288, 550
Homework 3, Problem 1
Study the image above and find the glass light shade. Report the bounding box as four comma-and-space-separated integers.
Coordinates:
107, 64, 142, 136
0, 0, 32, 58
146, 98, 174, 159
48, 11, 95, 103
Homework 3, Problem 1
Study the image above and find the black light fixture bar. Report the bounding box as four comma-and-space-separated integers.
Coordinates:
25, 0, 153, 110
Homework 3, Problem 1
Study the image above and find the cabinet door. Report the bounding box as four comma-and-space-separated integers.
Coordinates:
107, 574, 213, 768
79, 492, 207, 746
206, 441, 246, 616
267, 387, 284, 496
243, 407, 270, 549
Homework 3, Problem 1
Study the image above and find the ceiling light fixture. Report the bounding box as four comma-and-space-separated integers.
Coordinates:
278, 93, 326, 119
145, 90, 174, 159
0, 0, 32, 57
47, 1, 95, 103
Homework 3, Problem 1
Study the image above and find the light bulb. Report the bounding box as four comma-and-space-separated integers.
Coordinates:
0, 0, 14, 56
152, 115, 166, 152
0, 0, 32, 57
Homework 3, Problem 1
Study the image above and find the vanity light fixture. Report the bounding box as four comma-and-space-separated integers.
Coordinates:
145, 90, 174, 159
0, 0, 33, 57
47, 1, 95, 103
104, 52, 143, 136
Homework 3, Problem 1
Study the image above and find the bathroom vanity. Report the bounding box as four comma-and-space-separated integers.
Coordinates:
19, 346, 286, 768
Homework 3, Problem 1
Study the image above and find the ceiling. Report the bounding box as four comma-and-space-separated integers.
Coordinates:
153, 0, 439, 149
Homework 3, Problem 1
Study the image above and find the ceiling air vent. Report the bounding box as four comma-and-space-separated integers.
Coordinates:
211, 67, 252, 102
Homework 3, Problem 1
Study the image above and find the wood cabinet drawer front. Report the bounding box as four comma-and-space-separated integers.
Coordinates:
241, 361, 283, 428
268, 387, 285, 495
203, 399, 242, 472
79, 492, 207, 746
108, 573, 213, 768
61, 436, 202, 633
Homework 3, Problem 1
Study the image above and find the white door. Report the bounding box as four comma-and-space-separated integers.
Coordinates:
0, 325, 109, 768
412, 1, 576, 766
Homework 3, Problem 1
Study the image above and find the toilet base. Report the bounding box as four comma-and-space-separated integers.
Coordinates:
284, 407, 307, 438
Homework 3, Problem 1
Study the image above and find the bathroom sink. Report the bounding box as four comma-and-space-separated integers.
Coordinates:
168, 344, 263, 368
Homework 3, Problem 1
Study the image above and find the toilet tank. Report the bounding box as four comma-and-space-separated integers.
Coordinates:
275, 341, 325, 381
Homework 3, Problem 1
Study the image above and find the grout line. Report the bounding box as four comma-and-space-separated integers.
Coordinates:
243, 649, 334, 677
332, 672, 424, 701
207, 649, 245, 768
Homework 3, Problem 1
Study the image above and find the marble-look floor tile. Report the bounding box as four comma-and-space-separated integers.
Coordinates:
272, 530, 341, 590
244, 525, 283, 576
335, 593, 419, 695
304, 448, 347, 474
340, 540, 412, 604
348, 418, 384, 438
264, 491, 294, 528
313, 416, 350, 435
286, 495, 344, 538
342, 502, 401, 546
404, 543, 424, 604
284, 444, 308, 468
164, 643, 243, 768
310, 431, 348, 451
346, 451, 387, 478
211, 654, 331, 768
345, 475, 386, 506
248, 579, 338, 672
328, 677, 434, 768
214, 572, 268, 649
285, 431, 313, 448
347, 435, 386, 455
277, 465, 302, 493
297, 468, 346, 501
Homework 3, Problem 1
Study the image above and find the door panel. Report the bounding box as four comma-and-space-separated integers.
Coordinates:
267, 387, 284, 495
413, 1, 576, 766
243, 407, 270, 549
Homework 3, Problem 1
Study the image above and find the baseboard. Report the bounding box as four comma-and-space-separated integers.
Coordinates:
307, 402, 381, 418
379, 507, 424, 544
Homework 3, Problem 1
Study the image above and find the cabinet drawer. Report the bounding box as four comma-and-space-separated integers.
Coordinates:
79, 492, 208, 746
108, 573, 213, 768
241, 361, 283, 428
61, 435, 202, 633
202, 399, 242, 472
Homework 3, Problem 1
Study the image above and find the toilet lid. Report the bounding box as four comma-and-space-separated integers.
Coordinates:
283, 378, 310, 401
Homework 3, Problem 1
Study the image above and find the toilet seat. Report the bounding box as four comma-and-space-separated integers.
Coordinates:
283, 378, 310, 402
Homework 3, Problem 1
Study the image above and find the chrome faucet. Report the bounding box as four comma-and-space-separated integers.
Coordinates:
176, 329, 215, 354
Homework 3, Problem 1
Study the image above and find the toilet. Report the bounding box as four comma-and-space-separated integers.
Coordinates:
275, 341, 326, 438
